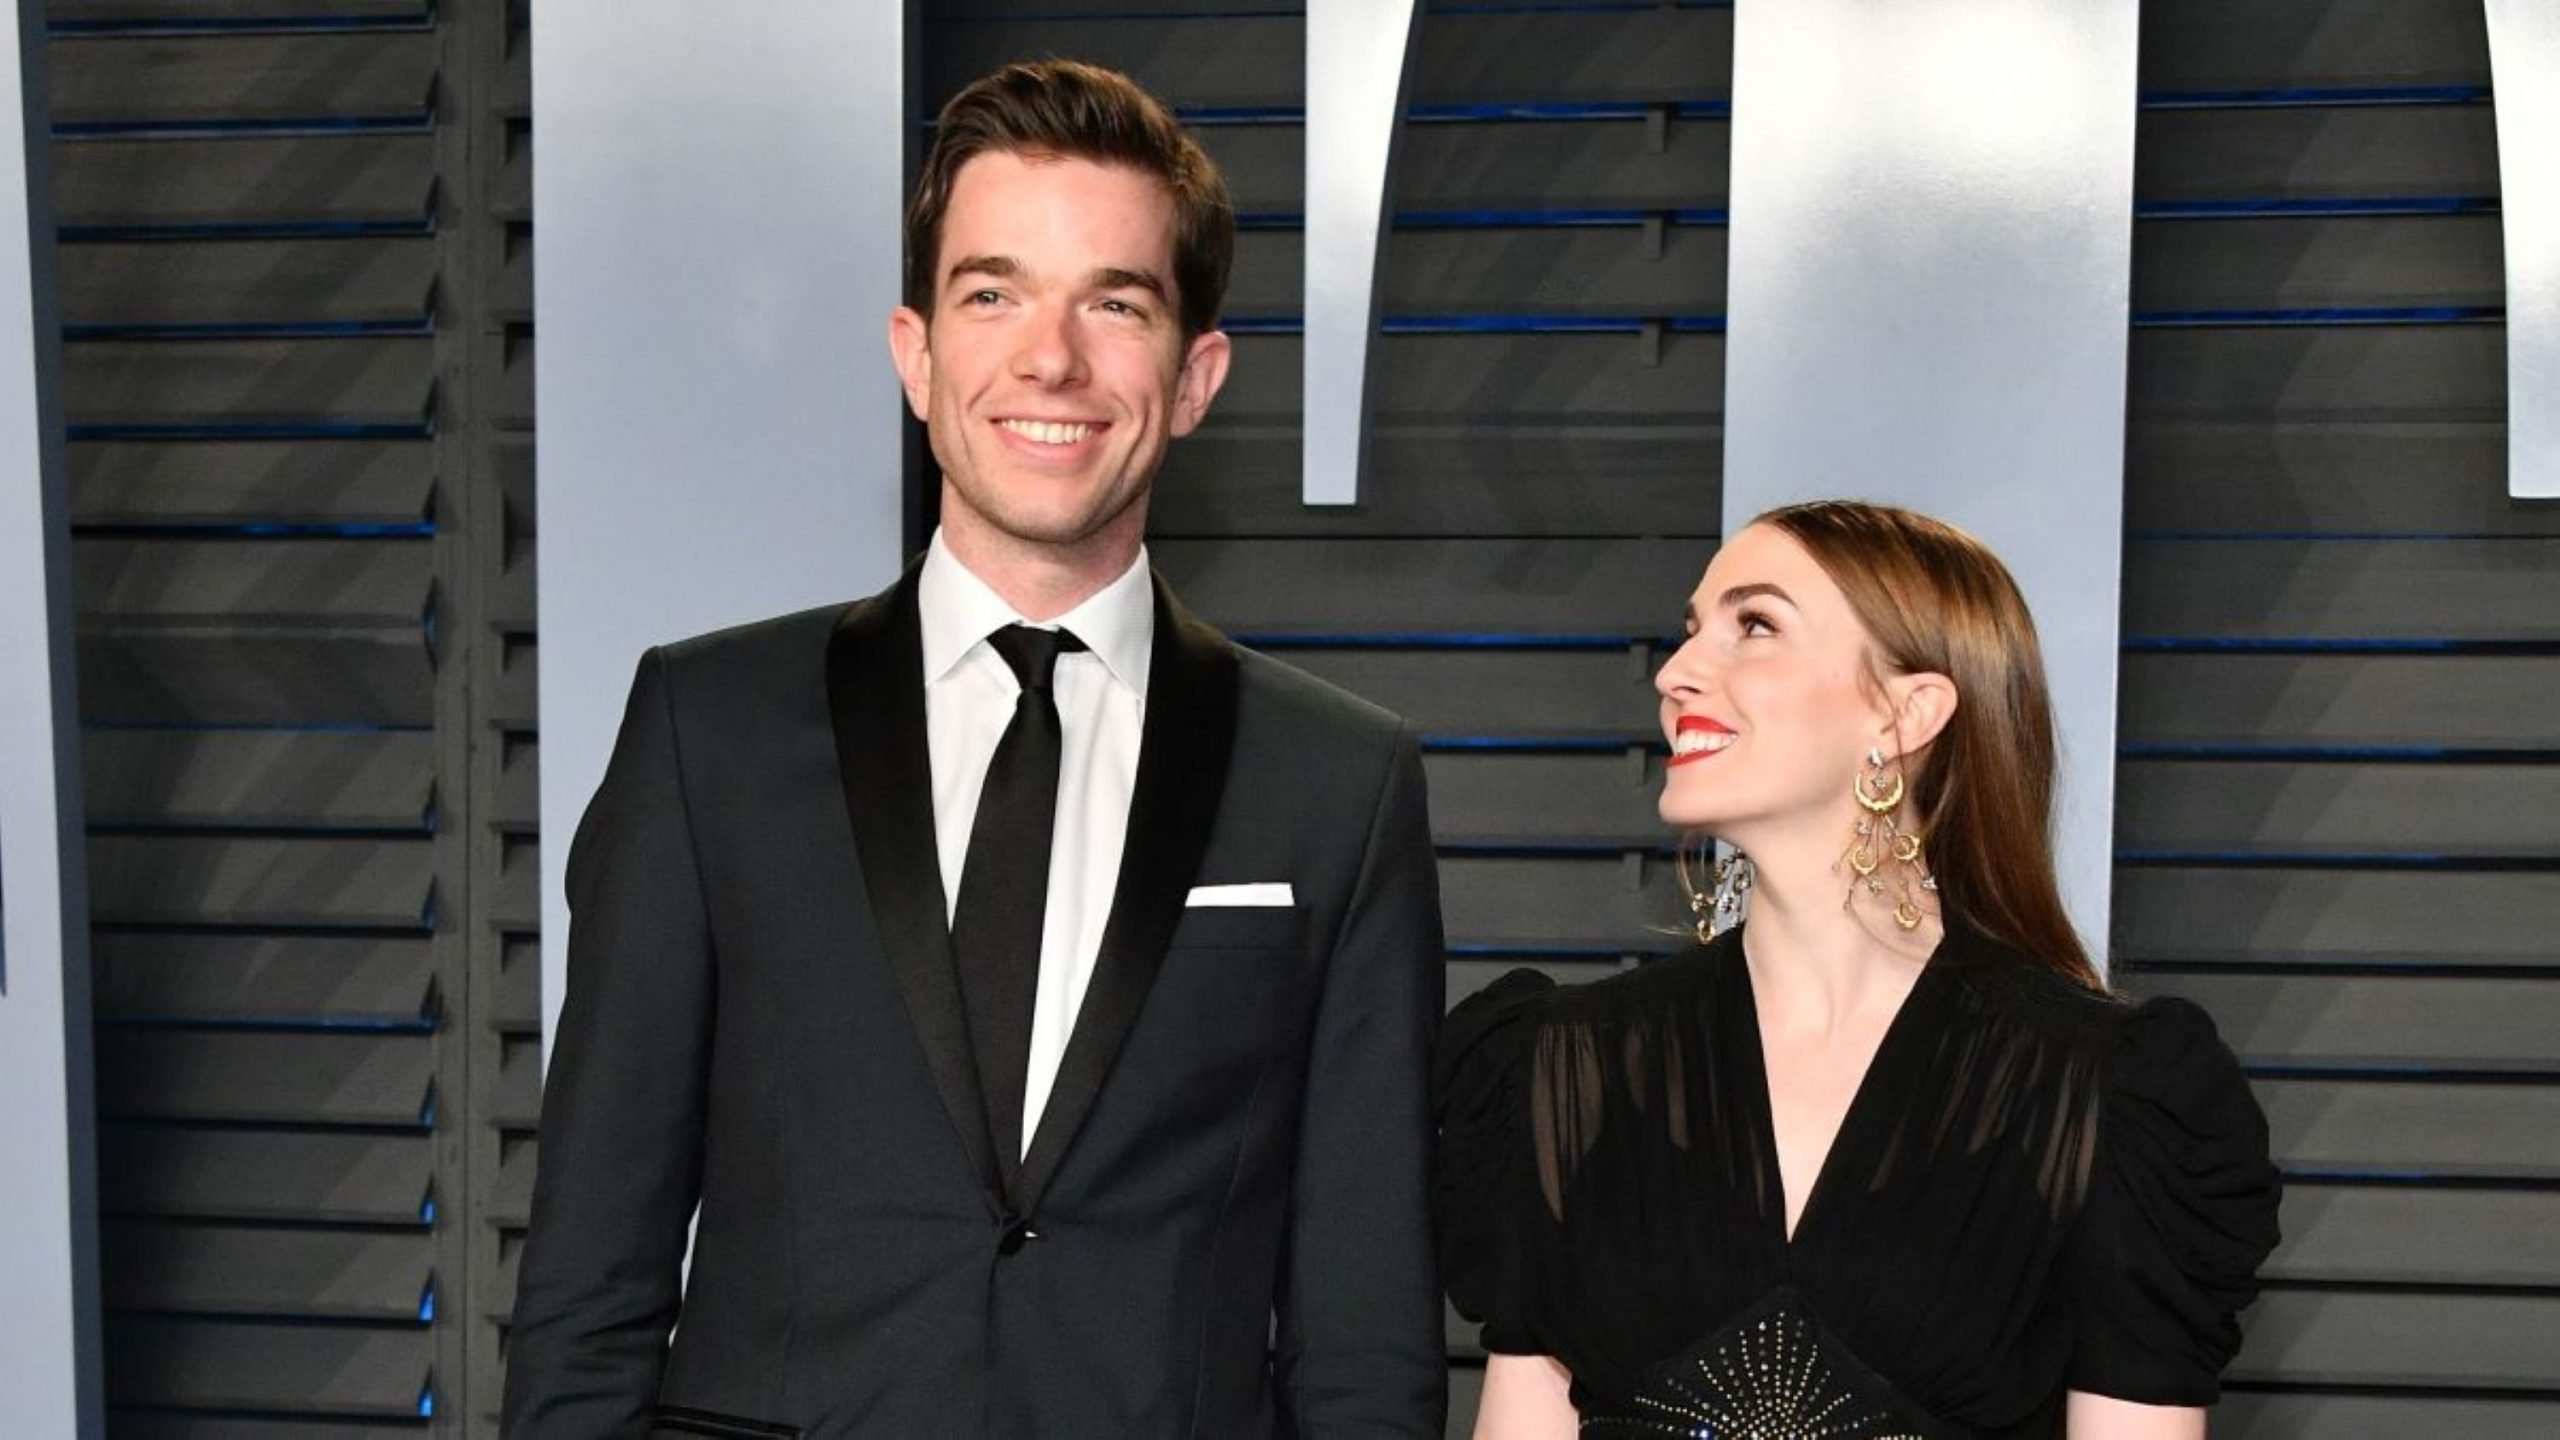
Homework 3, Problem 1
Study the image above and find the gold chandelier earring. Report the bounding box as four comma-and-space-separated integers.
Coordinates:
1843, 747, 1936, 932
1675, 835, 1755, 945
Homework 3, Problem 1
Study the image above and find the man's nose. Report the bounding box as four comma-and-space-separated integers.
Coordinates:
1015, 304, 1086, 386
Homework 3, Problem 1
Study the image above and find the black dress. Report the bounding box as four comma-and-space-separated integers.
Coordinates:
1434, 925, 2282, 1439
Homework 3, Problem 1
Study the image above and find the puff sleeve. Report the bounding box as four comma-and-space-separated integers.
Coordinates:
2065, 996, 2283, 1406
1432, 968, 1557, 1355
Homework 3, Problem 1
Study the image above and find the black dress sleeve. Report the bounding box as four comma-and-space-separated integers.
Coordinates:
1432, 968, 1559, 1355
2065, 996, 2283, 1406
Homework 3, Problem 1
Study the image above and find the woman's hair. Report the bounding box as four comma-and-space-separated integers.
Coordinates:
905, 60, 1235, 342
1757, 500, 2104, 992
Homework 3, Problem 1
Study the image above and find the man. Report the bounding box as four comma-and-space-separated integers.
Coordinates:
503, 61, 1448, 1438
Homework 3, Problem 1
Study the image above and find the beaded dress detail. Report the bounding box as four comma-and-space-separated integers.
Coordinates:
1577, 1288, 1953, 1440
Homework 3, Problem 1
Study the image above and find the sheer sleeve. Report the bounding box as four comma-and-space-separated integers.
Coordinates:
1432, 968, 1558, 1355
2066, 996, 2282, 1406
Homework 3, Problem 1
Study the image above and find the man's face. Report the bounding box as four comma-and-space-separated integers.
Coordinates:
890, 150, 1230, 567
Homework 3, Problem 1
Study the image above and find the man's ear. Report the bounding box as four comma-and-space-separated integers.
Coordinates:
888, 306, 933, 421
1880, 670, 1959, 757
1168, 327, 1232, 438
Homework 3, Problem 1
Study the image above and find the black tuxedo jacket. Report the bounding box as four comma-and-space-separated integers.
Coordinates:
502, 568, 1447, 1438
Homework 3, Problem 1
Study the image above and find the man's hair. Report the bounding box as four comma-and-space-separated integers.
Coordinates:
906, 60, 1235, 341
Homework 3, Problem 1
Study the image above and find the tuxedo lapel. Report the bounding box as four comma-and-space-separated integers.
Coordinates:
826, 567, 1002, 1211
1015, 577, 1240, 1213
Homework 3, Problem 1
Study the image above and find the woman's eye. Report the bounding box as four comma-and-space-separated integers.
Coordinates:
1738, 609, 1776, 638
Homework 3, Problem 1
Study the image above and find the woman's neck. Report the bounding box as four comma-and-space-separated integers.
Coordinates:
1730, 819, 1943, 1033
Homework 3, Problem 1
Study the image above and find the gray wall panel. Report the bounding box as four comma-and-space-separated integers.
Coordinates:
2233, 1292, 2560, 1389
2140, 0, 2490, 89
101, 1222, 429, 1321
90, 935, 433, 1026
2268, 1185, 2560, 1286
2124, 421, 2560, 536
2129, 326, 2504, 419
2119, 654, 2560, 748
103, 1319, 428, 1415
2135, 106, 2503, 200
51, 134, 434, 229
47, 31, 435, 124
95, 1126, 431, 1226
2133, 214, 2504, 311
68, 440, 433, 527
84, 835, 431, 929
2215, 1395, 2560, 1440
2258, 1079, 2560, 1179
1153, 538, 1702, 636
2114, 867, 2560, 969
2130, 973, 2560, 1071
1153, 424, 1721, 539
81, 730, 433, 831
2122, 539, 2560, 641
93, 1031, 432, 1127
58, 237, 436, 326
2115, 760, 2560, 856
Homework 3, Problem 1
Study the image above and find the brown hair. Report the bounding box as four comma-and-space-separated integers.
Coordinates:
1758, 500, 2105, 993
906, 60, 1235, 341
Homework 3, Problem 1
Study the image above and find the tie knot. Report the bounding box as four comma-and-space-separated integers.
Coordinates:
986, 624, 1086, 693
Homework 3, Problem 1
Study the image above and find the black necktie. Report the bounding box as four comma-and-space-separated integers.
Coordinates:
950, 624, 1087, 1195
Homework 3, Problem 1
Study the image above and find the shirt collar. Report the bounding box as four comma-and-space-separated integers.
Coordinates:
918, 529, 1154, 699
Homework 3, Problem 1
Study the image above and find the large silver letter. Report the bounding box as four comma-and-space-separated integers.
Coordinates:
2485, 0, 2560, 500
1304, 0, 1422, 506
1, 0, 103, 1427
535, 3, 913, 1050
1722, 0, 2142, 955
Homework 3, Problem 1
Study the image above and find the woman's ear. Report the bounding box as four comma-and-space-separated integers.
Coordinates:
1881, 670, 1958, 756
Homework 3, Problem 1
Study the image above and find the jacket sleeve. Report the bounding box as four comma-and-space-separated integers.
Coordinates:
1275, 723, 1450, 1436
503, 648, 715, 1438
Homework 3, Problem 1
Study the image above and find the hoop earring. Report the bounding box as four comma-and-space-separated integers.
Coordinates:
1676, 837, 1754, 945
1842, 748, 1935, 932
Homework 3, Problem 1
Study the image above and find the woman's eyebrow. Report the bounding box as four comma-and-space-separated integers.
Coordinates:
1717, 581, 1795, 609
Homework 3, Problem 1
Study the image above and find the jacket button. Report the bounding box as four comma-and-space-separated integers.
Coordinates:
997, 1218, 1036, 1256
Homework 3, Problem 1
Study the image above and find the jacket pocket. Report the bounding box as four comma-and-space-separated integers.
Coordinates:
651, 1404, 805, 1439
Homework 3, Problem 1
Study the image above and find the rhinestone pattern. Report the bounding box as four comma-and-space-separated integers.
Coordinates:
1578, 1293, 1943, 1440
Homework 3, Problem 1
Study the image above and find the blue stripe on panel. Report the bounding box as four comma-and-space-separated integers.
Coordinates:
2139, 85, 2490, 109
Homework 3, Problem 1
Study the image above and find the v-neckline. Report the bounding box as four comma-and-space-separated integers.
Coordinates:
1730, 930, 1946, 1253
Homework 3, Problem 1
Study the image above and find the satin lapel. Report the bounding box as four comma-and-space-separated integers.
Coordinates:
1015, 577, 1240, 1212
825, 567, 1001, 1209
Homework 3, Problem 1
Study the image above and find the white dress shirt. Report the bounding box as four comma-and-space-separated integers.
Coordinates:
917, 530, 1152, 1155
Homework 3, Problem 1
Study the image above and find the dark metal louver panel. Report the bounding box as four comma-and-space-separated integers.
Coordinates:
71, 440, 433, 527
102, 1220, 432, 1322
1154, 539, 1701, 638
2126, 15, 2556, 1424
104, 1318, 431, 1417
92, 934, 435, 1026
48, 3, 468, 1429
97, 1124, 433, 1227
53, 135, 435, 232
82, 729, 434, 831
2118, 867, 2558, 970
94, 1030, 435, 1127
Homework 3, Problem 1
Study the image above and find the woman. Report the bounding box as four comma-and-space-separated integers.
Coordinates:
1436, 502, 2280, 1439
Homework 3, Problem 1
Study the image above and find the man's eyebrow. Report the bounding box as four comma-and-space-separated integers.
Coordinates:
1717, 581, 1795, 609
1091, 266, 1168, 301
944, 254, 1020, 287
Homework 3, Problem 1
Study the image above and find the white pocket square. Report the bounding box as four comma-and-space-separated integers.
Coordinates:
1184, 882, 1295, 908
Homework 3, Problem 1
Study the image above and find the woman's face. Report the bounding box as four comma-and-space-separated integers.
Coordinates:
1654, 523, 1892, 838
